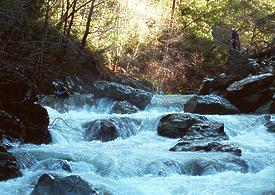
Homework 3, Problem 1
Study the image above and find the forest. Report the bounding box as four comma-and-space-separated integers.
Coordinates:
1, 0, 273, 93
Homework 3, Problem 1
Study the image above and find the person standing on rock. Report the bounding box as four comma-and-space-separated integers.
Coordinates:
231, 28, 240, 50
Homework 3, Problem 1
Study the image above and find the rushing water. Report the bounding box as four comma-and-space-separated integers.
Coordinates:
1, 95, 274, 195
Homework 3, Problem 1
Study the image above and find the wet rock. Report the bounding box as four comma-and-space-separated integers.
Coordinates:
169, 141, 242, 156
0, 145, 21, 181
31, 174, 98, 195
91, 81, 152, 109
198, 74, 239, 95
226, 73, 275, 112
1, 102, 51, 144
83, 117, 141, 142
184, 94, 240, 114
225, 49, 258, 77
38, 94, 95, 113
111, 101, 139, 114
157, 113, 228, 141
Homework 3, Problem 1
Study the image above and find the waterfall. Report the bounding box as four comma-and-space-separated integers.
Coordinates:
1, 95, 274, 195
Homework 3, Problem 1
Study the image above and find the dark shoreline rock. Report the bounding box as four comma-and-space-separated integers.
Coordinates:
0, 145, 21, 181
1, 102, 51, 144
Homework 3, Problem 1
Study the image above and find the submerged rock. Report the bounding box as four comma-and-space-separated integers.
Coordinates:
225, 73, 275, 113
169, 141, 242, 156
0, 145, 21, 181
1, 102, 51, 144
157, 113, 228, 141
183, 157, 248, 176
83, 117, 141, 142
83, 119, 118, 142
33, 159, 72, 172
184, 94, 240, 114
145, 159, 183, 176
264, 117, 275, 133
31, 174, 98, 195
91, 81, 152, 109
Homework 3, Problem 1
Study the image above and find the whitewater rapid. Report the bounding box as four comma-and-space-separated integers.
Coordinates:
1, 95, 274, 195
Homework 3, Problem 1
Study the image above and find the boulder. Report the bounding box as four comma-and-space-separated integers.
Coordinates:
83, 117, 141, 141
225, 73, 275, 112
0, 109, 25, 142
111, 101, 139, 114
184, 94, 240, 114
31, 174, 98, 195
225, 49, 258, 77
91, 81, 152, 109
198, 74, 239, 95
169, 141, 242, 156
157, 113, 228, 141
0, 145, 21, 181
1, 103, 51, 144
38, 94, 95, 113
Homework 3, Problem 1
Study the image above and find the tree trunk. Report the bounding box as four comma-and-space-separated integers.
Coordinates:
67, 0, 78, 36
80, 0, 96, 49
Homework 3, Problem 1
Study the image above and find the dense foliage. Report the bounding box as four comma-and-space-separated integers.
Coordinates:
0, 0, 273, 93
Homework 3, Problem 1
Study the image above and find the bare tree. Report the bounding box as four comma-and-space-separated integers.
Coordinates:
80, 0, 96, 49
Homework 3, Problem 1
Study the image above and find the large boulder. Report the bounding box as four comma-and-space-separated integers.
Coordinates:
91, 81, 152, 109
225, 49, 258, 77
0, 145, 21, 181
31, 174, 98, 195
184, 94, 240, 114
225, 73, 275, 112
83, 117, 141, 142
157, 113, 228, 141
1, 103, 51, 144
38, 94, 95, 113
169, 141, 242, 156
198, 74, 239, 95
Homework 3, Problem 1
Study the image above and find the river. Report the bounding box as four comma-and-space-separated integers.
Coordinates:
0, 95, 274, 195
